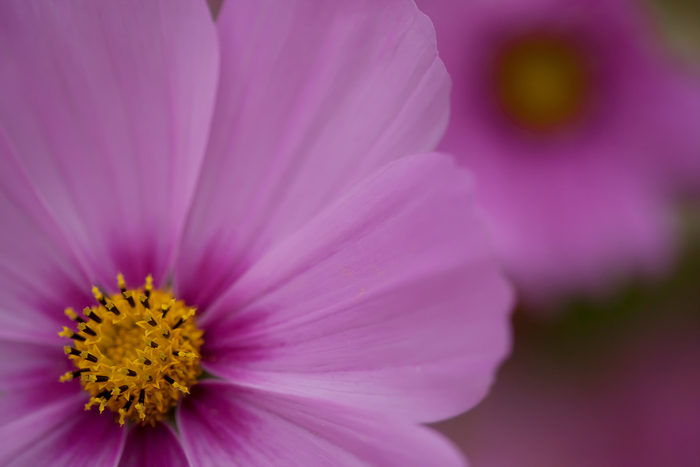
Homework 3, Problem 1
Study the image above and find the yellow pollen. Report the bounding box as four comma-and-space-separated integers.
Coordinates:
58, 275, 203, 426
64, 308, 79, 321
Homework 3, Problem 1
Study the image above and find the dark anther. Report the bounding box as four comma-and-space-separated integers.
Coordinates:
124, 292, 136, 308
142, 357, 152, 365
96, 293, 107, 307
163, 375, 175, 385
118, 385, 129, 393
125, 369, 137, 377
66, 347, 81, 356
144, 275, 153, 299
85, 311, 102, 324
106, 302, 121, 316
138, 389, 145, 405
71, 333, 86, 342
123, 397, 133, 412
147, 340, 158, 349
94, 375, 109, 383
71, 368, 89, 378
79, 325, 97, 337
84, 353, 98, 363
139, 294, 150, 310
172, 318, 184, 330
96, 389, 113, 402
161, 304, 171, 318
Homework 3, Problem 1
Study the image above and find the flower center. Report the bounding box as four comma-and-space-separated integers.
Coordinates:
59, 275, 203, 426
493, 34, 591, 133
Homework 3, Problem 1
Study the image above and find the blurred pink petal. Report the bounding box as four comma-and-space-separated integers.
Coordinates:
178, 380, 466, 467
0, 0, 219, 288
174, 0, 450, 309
118, 423, 188, 467
418, 0, 699, 303
0, 395, 126, 466
483, 158, 674, 300
201, 154, 512, 423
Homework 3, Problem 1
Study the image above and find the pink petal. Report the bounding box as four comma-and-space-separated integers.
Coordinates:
118, 423, 188, 467
0, 130, 92, 343
0, 1, 219, 288
201, 154, 513, 423
0, 394, 126, 467
0, 340, 80, 427
174, 0, 450, 309
178, 380, 466, 467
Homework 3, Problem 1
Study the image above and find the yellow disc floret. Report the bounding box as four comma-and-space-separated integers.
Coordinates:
58, 275, 203, 426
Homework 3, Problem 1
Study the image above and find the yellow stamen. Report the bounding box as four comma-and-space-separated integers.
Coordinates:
144, 275, 153, 296
117, 273, 127, 292
59, 372, 74, 382
91, 287, 105, 304
184, 308, 196, 320
64, 308, 79, 321
135, 403, 146, 420
58, 275, 203, 426
173, 383, 190, 394
118, 409, 127, 427
177, 351, 198, 359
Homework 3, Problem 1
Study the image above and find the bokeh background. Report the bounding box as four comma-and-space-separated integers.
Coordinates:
429, 0, 700, 464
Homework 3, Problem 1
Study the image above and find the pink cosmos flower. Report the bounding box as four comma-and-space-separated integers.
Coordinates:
0, 1, 512, 466
418, 0, 700, 303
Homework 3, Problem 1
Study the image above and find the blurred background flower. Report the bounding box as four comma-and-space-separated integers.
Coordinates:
418, 0, 700, 304
418, 0, 700, 464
